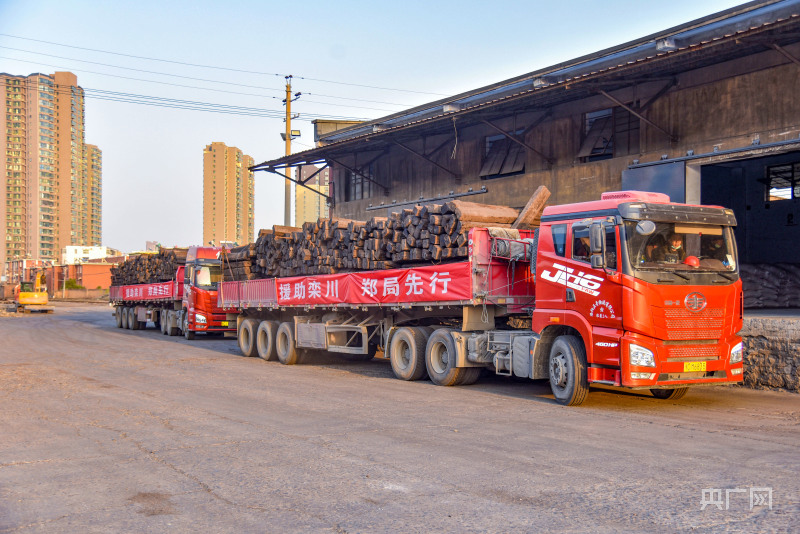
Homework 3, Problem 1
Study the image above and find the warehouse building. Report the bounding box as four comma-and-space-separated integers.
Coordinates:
254, 0, 800, 267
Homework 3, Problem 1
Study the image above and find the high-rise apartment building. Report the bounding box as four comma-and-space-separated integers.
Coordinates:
0, 71, 101, 270
203, 142, 254, 246
294, 164, 330, 226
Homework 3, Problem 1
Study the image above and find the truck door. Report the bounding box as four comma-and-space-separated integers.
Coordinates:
534, 223, 568, 319
183, 265, 195, 311
567, 222, 624, 367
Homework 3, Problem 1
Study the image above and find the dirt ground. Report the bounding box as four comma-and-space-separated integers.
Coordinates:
1, 302, 798, 533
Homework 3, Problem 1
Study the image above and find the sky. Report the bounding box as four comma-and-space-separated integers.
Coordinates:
1, 0, 749, 252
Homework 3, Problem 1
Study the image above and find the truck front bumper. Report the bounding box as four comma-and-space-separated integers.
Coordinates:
619, 332, 743, 389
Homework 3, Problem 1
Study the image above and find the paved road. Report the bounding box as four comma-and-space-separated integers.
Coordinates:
1, 303, 798, 533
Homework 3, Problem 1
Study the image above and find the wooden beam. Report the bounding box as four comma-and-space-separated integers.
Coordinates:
391, 140, 459, 178
639, 78, 678, 112
264, 168, 333, 203
512, 185, 551, 229
772, 43, 800, 67
480, 119, 554, 164
299, 163, 329, 185
598, 90, 676, 142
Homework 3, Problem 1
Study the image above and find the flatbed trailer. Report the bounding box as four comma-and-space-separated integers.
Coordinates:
220, 192, 744, 405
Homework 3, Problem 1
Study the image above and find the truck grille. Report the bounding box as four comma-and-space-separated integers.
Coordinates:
664, 307, 724, 340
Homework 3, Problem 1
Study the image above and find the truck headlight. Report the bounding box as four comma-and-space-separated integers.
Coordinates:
730, 342, 743, 364
630, 344, 656, 367
195, 314, 207, 324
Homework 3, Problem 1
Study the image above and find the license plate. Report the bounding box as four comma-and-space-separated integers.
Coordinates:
684, 361, 706, 372
221, 321, 228, 327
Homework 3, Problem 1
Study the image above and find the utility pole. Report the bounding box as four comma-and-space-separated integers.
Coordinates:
283, 76, 292, 226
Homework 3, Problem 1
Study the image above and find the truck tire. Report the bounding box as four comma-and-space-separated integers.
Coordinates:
115, 307, 123, 328
167, 311, 180, 336
160, 310, 168, 335
457, 367, 482, 386
183, 313, 196, 340
548, 335, 589, 406
651, 388, 689, 400
121, 307, 129, 329
130, 308, 141, 330
276, 322, 302, 365
389, 327, 428, 381
425, 328, 469, 386
256, 320, 279, 361
238, 318, 258, 357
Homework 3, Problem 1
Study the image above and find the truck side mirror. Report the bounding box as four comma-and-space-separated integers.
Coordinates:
590, 222, 606, 269
589, 223, 604, 254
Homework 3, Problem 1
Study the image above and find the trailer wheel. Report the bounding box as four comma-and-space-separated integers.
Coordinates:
238, 318, 258, 357
255, 320, 279, 361
121, 307, 129, 329
160, 310, 168, 335
389, 327, 428, 381
276, 322, 302, 365
426, 328, 469, 386
548, 335, 589, 406
114, 307, 123, 328
650, 388, 688, 400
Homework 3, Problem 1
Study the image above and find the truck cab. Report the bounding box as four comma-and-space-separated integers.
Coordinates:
533, 191, 742, 404
180, 246, 233, 339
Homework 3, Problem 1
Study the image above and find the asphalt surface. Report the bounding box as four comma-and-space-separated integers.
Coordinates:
1, 303, 798, 533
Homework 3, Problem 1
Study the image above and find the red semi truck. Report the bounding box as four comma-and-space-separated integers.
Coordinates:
219, 192, 743, 405
110, 246, 235, 339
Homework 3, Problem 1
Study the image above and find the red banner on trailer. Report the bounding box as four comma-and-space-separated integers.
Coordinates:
120, 281, 175, 301
275, 262, 472, 306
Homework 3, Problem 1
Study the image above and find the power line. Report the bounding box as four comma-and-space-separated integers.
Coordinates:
0, 57, 397, 112
0, 33, 450, 96
7, 78, 371, 121
0, 45, 410, 107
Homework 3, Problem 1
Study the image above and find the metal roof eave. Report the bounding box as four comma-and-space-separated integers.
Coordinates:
251, 0, 800, 171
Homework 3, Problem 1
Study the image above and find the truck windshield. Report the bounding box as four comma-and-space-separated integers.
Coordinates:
624, 221, 737, 275
195, 265, 222, 289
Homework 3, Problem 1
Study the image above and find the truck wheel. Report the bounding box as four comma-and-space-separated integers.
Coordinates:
457, 367, 482, 386
167, 311, 180, 336
160, 310, 168, 335
238, 318, 258, 357
183, 314, 196, 340
651, 388, 688, 400
426, 328, 468, 386
130, 308, 141, 330
114, 307, 123, 328
276, 322, 302, 365
121, 307, 129, 329
256, 320, 279, 361
548, 335, 589, 406
389, 327, 428, 381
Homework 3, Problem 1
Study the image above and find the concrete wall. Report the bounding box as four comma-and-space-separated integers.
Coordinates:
741, 315, 800, 392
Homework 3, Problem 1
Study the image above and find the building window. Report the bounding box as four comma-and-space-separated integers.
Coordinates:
764, 163, 800, 201
578, 106, 640, 162
343, 166, 374, 202
480, 129, 525, 180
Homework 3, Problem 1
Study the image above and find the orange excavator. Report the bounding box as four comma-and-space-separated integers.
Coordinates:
13, 270, 54, 313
